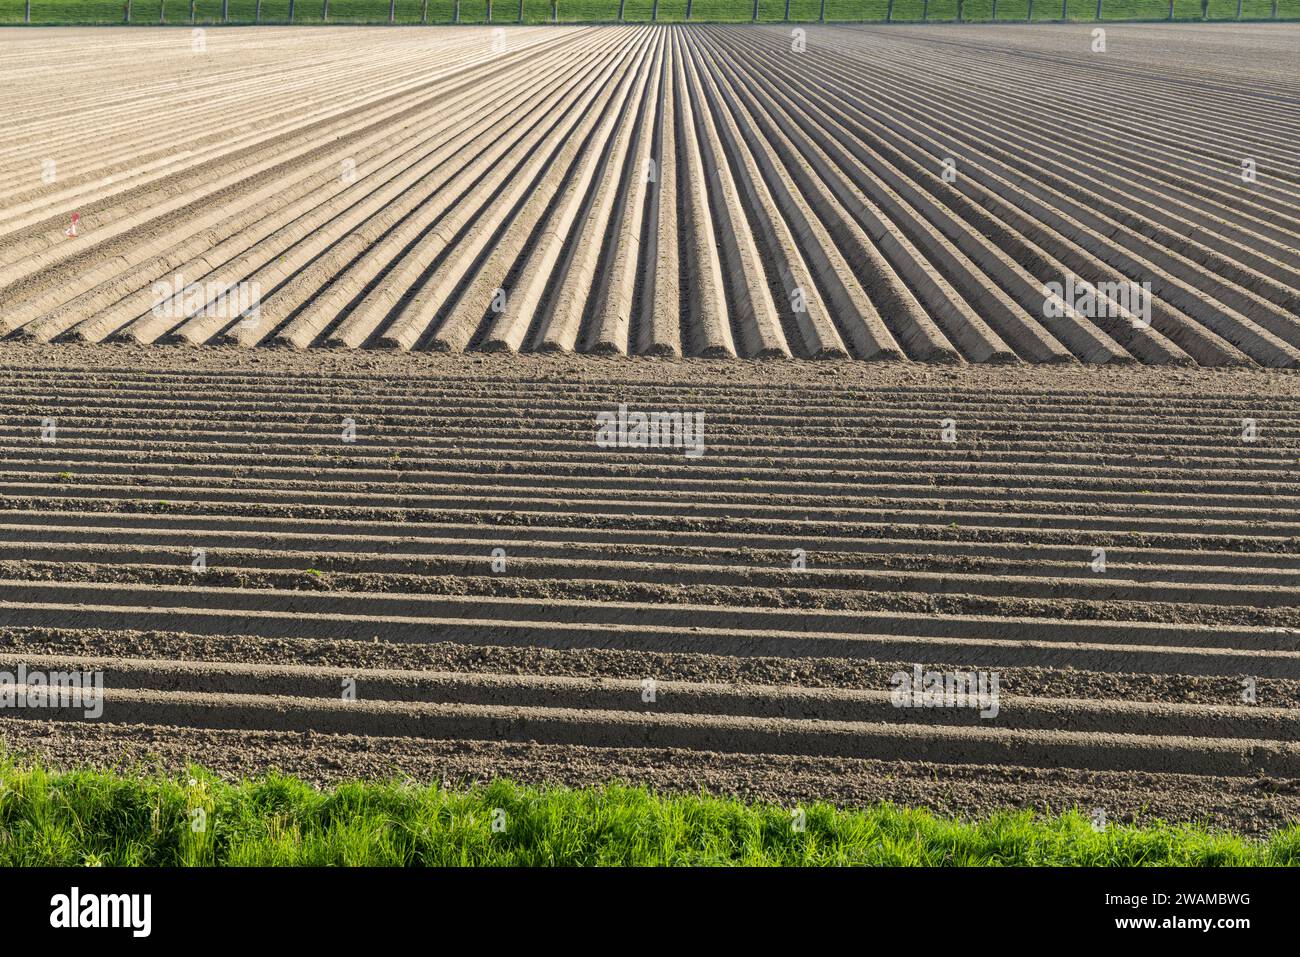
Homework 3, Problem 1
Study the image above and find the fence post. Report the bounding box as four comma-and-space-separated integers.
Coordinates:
222, 0, 228, 21
957, 0, 963, 20
991, 0, 997, 19
486, 0, 491, 21
922, 0, 928, 20
1026, 0, 1032, 19
1200, 0, 1207, 18
160, 0, 165, 22
619, 0, 625, 19
421, 0, 427, 21
1272, 0, 1278, 17
819, 0, 825, 21
323, 0, 328, 18
1235, 0, 1241, 16
388, 0, 394, 21
255, 0, 260, 22
288, 0, 295, 22
752, 0, 758, 20
190, 0, 195, 21
685, 0, 692, 18
1096, 0, 1101, 19
1166, 0, 1172, 17
126, 0, 132, 22
25, 0, 30, 22
517, 0, 522, 19
454, 0, 459, 21
552, 0, 557, 21
1060, 0, 1067, 20
886, 0, 893, 19
652, 0, 658, 20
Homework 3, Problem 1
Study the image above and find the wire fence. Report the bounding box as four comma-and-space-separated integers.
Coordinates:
3, 0, 1297, 24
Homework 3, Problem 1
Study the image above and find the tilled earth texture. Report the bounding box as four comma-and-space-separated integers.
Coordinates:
2, 23, 1299, 836
0, 347, 1297, 834
1, 25, 1298, 363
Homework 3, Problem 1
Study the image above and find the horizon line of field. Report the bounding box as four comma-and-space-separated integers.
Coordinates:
6, 0, 1300, 26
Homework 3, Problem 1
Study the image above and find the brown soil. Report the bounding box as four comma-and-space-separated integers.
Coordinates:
0, 346, 1297, 833
1, 24, 1297, 363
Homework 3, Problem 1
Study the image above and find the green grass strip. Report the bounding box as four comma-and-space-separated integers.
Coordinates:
0, 759, 1296, 866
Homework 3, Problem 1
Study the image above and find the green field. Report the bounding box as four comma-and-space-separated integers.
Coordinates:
1, 0, 1295, 21
0, 760, 1296, 866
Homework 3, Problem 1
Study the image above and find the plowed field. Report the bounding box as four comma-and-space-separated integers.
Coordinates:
2, 24, 1298, 363
3, 24, 1298, 835
0, 346, 1297, 833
